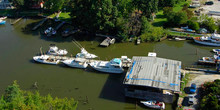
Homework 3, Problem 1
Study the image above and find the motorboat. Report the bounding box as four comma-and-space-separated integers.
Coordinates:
89, 58, 124, 73
198, 57, 219, 65
33, 55, 60, 65
175, 37, 186, 41
193, 33, 220, 46
0, 16, 7, 20
62, 58, 88, 69
47, 45, 68, 56
212, 49, 220, 53
76, 48, 97, 59
0, 20, 6, 25
140, 100, 165, 109
44, 27, 56, 36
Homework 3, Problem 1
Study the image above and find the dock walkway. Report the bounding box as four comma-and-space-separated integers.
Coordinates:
32, 17, 50, 31
11, 16, 24, 25
55, 21, 65, 31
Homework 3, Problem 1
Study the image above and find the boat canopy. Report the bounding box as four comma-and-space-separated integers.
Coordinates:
112, 58, 122, 64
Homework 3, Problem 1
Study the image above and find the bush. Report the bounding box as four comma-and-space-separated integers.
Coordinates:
187, 20, 200, 31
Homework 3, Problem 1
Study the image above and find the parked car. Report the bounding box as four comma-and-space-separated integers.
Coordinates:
205, 1, 214, 5
190, 83, 196, 93
188, 95, 195, 105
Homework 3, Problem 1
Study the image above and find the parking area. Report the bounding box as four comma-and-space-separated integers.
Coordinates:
182, 74, 220, 110
200, 0, 220, 19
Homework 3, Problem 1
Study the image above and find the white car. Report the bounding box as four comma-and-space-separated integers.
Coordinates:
188, 95, 195, 105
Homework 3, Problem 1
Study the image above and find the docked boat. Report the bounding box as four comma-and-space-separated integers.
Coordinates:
62, 58, 89, 69
33, 55, 60, 65
198, 57, 219, 64
89, 58, 124, 73
44, 27, 56, 36
0, 20, 6, 25
0, 16, 7, 20
213, 49, 220, 53
175, 37, 186, 41
47, 45, 68, 56
193, 33, 220, 46
140, 101, 165, 109
76, 48, 97, 59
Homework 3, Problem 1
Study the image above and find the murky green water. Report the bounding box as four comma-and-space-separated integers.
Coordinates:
0, 19, 215, 110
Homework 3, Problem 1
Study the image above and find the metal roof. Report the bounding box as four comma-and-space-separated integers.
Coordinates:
124, 56, 181, 92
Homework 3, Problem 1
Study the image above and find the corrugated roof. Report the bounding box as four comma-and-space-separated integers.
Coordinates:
124, 56, 181, 91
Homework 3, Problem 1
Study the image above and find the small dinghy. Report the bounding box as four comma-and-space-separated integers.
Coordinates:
213, 49, 220, 53
140, 100, 165, 109
0, 16, 7, 20
44, 27, 56, 37
76, 48, 97, 59
0, 20, 6, 25
62, 58, 89, 69
47, 45, 68, 56
175, 37, 186, 41
33, 55, 60, 65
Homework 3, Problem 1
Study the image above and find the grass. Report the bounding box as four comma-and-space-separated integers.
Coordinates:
152, 0, 191, 27
168, 31, 202, 37
180, 73, 190, 97
58, 12, 71, 21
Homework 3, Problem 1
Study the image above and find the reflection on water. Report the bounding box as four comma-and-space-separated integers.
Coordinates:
0, 19, 216, 110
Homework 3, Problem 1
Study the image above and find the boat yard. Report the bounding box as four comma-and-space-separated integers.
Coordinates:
124, 56, 181, 103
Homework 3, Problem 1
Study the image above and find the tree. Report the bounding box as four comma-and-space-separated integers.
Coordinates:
44, 0, 65, 12
9, 0, 24, 9
0, 81, 78, 110
163, 7, 173, 17
187, 20, 200, 31
140, 16, 151, 34
166, 11, 188, 26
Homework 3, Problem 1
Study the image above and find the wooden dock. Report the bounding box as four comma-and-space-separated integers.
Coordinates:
55, 21, 65, 31
11, 16, 24, 25
100, 37, 111, 47
32, 17, 49, 31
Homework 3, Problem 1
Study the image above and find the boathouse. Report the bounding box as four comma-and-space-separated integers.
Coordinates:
123, 56, 181, 103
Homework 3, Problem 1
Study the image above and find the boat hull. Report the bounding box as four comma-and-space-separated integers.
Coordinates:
141, 101, 165, 109
33, 56, 60, 65
89, 62, 124, 74
194, 37, 220, 46
62, 60, 88, 69
0, 21, 6, 25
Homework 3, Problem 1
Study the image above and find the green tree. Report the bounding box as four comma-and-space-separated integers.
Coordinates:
9, 0, 24, 9
163, 7, 173, 17
140, 16, 151, 34
44, 0, 65, 12
0, 81, 78, 110
187, 20, 200, 31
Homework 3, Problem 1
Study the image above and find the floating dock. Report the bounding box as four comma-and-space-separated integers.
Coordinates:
55, 21, 65, 31
11, 16, 24, 25
32, 17, 50, 31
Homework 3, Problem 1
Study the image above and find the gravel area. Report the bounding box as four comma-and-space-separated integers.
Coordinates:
200, 0, 220, 19
185, 74, 220, 110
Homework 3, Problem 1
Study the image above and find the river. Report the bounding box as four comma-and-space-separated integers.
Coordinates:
0, 19, 215, 110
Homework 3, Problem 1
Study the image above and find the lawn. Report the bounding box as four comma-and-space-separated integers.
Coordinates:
58, 12, 71, 21
168, 31, 202, 37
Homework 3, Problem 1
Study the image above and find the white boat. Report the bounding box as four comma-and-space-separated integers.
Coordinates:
47, 45, 68, 56
44, 27, 56, 36
62, 58, 88, 69
213, 49, 220, 53
193, 33, 220, 46
76, 48, 97, 59
0, 16, 7, 20
175, 37, 186, 41
89, 58, 124, 73
33, 55, 60, 65
198, 57, 219, 64
0, 20, 6, 25
140, 101, 165, 109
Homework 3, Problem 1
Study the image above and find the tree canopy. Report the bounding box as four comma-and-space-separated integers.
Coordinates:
0, 81, 78, 110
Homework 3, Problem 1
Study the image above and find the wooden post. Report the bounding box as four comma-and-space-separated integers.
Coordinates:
40, 47, 43, 55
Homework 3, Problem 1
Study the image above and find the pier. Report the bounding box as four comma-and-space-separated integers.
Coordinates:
32, 17, 50, 31
55, 21, 65, 31
100, 37, 115, 47
11, 16, 24, 25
